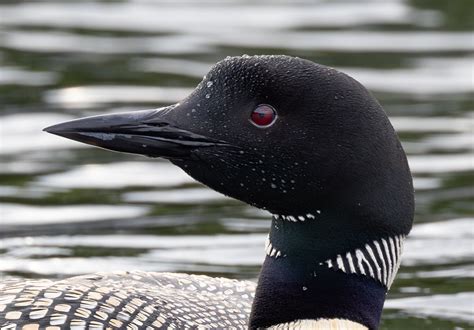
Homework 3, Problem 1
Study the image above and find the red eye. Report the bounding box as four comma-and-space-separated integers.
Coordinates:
250, 104, 277, 127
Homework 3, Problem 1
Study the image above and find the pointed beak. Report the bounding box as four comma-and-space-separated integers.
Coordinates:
44, 108, 229, 159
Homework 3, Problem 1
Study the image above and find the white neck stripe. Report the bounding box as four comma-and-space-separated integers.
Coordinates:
272, 212, 320, 222
264, 234, 406, 289
264, 235, 285, 258
325, 235, 405, 289
364, 244, 382, 283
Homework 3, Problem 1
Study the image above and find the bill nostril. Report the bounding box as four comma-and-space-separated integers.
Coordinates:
143, 121, 169, 128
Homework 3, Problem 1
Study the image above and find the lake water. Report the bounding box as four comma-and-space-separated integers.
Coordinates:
0, 0, 472, 328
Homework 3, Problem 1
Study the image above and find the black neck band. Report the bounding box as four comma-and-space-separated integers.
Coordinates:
249, 256, 386, 330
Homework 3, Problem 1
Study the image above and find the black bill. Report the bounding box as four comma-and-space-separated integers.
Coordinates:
43, 108, 230, 159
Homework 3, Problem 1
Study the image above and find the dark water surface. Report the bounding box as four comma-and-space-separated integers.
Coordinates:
0, 0, 473, 328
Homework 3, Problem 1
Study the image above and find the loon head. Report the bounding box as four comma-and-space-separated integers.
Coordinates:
45, 55, 414, 329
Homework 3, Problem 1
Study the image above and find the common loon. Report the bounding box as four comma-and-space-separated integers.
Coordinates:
0, 55, 414, 329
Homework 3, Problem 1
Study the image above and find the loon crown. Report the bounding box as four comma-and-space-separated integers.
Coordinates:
2, 55, 414, 329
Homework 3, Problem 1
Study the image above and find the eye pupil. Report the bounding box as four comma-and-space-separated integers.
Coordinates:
250, 104, 277, 127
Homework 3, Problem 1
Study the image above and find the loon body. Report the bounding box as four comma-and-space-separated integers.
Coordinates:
0, 271, 256, 329
0, 55, 414, 329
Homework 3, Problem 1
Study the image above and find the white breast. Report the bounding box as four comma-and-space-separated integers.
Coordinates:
269, 318, 368, 330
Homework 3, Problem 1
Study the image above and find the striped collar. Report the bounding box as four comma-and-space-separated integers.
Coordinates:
265, 234, 405, 289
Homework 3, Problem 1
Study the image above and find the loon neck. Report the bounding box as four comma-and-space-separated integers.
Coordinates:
249, 256, 386, 329
249, 213, 405, 329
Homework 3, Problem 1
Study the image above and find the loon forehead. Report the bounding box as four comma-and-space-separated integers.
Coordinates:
208, 54, 333, 82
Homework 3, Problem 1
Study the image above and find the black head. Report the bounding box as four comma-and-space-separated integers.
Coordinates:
171, 56, 413, 239
45, 54, 414, 252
